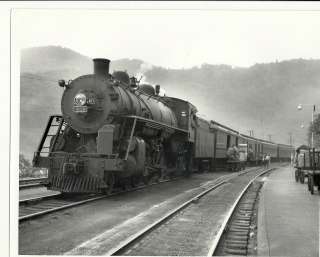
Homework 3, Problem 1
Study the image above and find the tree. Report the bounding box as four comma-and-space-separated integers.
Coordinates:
19, 154, 32, 177
308, 114, 320, 148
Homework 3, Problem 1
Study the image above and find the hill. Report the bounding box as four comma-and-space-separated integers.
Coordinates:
144, 60, 320, 147
20, 46, 319, 160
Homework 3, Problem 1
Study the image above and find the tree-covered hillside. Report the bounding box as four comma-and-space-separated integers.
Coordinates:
144, 60, 320, 147
20, 46, 319, 160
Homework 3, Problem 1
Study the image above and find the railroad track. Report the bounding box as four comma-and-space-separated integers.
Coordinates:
212, 182, 262, 255
65, 165, 273, 256
19, 166, 260, 223
110, 167, 272, 256
208, 168, 273, 256
19, 193, 102, 222
19, 177, 47, 189
19, 175, 188, 222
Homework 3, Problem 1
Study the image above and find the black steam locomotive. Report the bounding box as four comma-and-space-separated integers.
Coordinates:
33, 58, 293, 194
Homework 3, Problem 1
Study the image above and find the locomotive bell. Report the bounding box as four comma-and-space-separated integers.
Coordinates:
58, 79, 66, 87
93, 58, 110, 76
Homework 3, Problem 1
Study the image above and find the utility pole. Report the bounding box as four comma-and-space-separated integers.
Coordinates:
297, 104, 316, 148
260, 117, 264, 140
289, 132, 293, 146
312, 105, 315, 148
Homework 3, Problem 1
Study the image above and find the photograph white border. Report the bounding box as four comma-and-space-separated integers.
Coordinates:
6, 2, 320, 256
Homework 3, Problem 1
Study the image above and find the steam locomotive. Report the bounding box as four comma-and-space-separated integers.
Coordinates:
33, 58, 294, 194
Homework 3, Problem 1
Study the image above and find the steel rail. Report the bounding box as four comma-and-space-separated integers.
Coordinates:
19, 178, 47, 189
20, 177, 47, 182
206, 167, 275, 257
105, 166, 261, 256
19, 193, 61, 204
19, 195, 107, 222
19, 183, 46, 190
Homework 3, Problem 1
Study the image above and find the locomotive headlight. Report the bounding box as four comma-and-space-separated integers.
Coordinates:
74, 93, 87, 106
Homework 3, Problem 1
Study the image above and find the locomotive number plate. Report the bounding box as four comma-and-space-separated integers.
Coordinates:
73, 106, 88, 113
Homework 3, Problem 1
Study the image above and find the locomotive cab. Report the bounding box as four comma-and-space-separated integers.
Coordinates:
162, 97, 197, 143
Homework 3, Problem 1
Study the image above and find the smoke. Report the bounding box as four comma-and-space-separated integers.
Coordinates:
137, 62, 166, 96
136, 62, 153, 83
140, 62, 153, 73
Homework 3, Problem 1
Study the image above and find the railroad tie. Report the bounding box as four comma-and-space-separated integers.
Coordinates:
228, 230, 248, 236
227, 234, 249, 241
224, 248, 247, 256
233, 220, 250, 225
225, 240, 248, 248
235, 216, 251, 221
228, 227, 249, 232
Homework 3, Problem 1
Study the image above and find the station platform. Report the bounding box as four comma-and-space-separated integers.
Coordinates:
258, 165, 319, 257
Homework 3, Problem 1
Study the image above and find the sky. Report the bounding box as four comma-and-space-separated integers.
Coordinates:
10, 4, 320, 147
12, 6, 320, 69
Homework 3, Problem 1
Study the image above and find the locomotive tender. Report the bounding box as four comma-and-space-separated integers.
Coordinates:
33, 58, 294, 194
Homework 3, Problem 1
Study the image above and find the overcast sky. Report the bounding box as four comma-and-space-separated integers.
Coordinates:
13, 7, 320, 68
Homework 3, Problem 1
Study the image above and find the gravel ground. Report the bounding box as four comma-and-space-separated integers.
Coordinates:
19, 171, 231, 255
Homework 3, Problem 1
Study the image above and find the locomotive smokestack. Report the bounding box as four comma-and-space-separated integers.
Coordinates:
93, 58, 110, 76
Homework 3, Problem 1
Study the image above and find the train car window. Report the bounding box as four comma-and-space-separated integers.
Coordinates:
236, 137, 238, 146
227, 135, 231, 149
